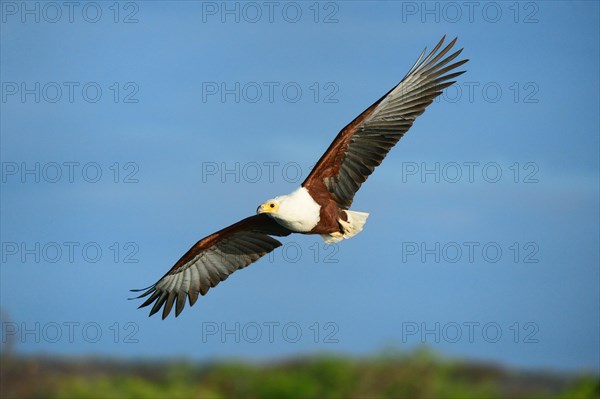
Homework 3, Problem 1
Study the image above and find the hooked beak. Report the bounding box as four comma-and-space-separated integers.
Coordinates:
257, 202, 276, 215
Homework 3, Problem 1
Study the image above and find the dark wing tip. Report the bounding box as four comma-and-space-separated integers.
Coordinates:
138, 285, 204, 319
128, 284, 157, 300
436, 34, 447, 47
148, 292, 167, 317
132, 286, 186, 319
129, 284, 154, 293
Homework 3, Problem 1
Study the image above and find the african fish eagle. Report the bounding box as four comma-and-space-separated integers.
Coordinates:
133, 36, 469, 318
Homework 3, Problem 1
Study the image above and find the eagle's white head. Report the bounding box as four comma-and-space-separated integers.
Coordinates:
256, 188, 320, 232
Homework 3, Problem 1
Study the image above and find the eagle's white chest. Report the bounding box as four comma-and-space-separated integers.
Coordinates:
271, 187, 321, 232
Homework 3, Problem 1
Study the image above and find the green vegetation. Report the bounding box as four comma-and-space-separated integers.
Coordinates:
1, 349, 598, 399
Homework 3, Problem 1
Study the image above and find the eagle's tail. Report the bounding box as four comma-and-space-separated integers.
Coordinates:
342, 210, 369, 238
320, 210, 369, 243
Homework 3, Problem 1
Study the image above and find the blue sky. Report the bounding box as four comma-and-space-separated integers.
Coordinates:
1, 1, 598, 372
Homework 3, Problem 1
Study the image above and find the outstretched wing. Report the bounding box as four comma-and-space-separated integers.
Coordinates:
132, 214, 292, 319
303, 36, 468, 209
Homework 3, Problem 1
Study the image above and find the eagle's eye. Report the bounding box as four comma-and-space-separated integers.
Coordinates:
270, 203, 275, 208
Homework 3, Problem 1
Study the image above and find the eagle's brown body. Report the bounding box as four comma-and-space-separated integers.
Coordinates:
305, 185, 348, 235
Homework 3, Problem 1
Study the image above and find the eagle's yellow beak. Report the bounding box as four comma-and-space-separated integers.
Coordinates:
257, 201, 279, 214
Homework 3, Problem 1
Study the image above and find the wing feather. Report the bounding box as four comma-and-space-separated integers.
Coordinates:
302, 36, 468, 208
131, 214, 292, 318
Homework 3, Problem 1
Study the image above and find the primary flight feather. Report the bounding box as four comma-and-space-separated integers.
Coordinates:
132, 36, 468, 319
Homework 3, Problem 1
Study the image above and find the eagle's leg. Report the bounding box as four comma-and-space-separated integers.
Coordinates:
320, 211, 369, 243
340, 210, 370, 239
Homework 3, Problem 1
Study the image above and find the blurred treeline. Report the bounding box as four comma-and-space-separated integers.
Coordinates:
1, 348, 598, 399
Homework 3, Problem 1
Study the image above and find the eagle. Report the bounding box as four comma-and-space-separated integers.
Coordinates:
133, 36, 468, 319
